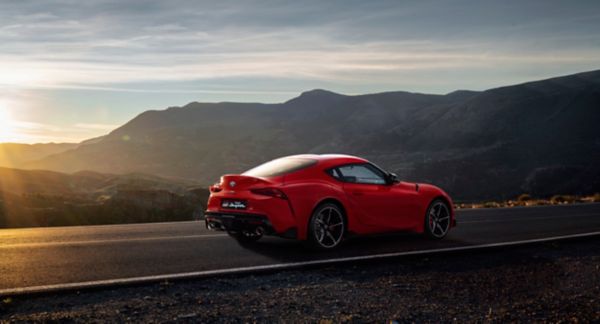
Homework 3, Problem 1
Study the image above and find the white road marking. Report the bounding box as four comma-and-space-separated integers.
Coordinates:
0, 234, 227, 249
1, 230, 599, 296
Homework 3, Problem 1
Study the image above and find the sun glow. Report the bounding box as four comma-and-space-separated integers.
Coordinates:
0, 106, 17, 143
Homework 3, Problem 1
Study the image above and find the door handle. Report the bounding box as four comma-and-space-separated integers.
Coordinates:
352, 191, 364, 196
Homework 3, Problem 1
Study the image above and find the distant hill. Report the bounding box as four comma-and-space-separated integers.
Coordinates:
0, 167, 197, 197
0, 167, 208, 228
21, 70, 600, 200
0, 143, 78, 168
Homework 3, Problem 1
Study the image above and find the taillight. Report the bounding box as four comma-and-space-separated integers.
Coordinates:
250, 188, 288, 199
210, 183, 222, 193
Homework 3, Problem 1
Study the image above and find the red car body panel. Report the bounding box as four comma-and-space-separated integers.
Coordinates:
205, 154, 455, 241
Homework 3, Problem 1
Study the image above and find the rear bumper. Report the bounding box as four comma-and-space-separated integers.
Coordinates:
205, 211, 276, 234
205, 211, 297, 238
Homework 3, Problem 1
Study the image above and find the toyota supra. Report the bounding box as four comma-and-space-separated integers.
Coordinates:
205, 154, 455, 249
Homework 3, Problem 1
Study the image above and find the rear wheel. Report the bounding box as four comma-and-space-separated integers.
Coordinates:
424, 199, 451, 239
307, 203, 345, 249
227, 228, 263, 243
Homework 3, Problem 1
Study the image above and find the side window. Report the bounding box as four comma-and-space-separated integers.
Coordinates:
337, 164, 386, 185
327, 168, 343, 180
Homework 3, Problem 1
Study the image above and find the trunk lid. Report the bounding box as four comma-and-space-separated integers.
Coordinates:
220, 174, 271, 191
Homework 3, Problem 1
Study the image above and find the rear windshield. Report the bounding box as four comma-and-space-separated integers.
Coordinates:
243, 157, 317, 178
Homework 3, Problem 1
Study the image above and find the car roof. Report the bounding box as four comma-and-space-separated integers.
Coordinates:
282, 154, 368, 166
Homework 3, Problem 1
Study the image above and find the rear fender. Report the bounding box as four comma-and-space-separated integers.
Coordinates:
284, 181, 345, 240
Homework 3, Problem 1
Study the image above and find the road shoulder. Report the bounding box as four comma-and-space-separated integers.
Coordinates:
1, 238, 599, 322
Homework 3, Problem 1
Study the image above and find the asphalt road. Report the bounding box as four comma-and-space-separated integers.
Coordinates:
1, 203, 599, 292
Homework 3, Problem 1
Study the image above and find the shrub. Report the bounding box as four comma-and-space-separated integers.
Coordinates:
483, 201, 499, 208
550, 195, 575, 204
517, 194, 532, 202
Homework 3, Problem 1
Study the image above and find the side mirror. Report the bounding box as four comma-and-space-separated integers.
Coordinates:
386, 172, 399, 184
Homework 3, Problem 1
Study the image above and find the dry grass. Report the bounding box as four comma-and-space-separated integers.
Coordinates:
455, 193, 600, 209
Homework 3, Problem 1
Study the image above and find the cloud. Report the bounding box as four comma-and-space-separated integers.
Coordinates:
5, 120, 117, 143
1, 43, 599, 91
0, 0, 599, 93
1, 0, 599, 143
74, 123, 120, 131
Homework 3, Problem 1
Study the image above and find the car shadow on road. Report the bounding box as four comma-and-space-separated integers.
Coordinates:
234, 232, 471, 263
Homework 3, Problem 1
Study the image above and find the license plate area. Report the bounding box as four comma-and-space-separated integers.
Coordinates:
221, 199, 247, 210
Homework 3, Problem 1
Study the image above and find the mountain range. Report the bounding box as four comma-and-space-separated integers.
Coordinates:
2, 70, 600, 200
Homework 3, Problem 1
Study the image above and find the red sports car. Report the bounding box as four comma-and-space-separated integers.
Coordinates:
205, 154, 455, 249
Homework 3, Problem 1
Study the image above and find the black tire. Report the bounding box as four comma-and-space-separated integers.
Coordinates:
227, 229, 263, 243
306, 203, 346, 249
424, 199, 451, 239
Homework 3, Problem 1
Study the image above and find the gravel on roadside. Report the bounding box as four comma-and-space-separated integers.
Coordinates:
1, 238, 599, 323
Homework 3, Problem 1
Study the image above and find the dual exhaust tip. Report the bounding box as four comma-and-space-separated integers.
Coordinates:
254, 226, 265, 236
206, 219, 265, 236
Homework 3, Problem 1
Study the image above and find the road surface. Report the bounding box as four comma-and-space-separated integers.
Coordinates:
1, 203, 599, 292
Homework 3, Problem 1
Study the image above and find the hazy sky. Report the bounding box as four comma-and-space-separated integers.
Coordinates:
1, 0, 599, 143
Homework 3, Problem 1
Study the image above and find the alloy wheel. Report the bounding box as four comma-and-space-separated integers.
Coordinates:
428, 201, 450, 238
313, 206, 345, 248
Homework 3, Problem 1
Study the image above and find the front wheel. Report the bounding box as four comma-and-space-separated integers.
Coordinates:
424, 199, 451, 239
307, 203, 345, 249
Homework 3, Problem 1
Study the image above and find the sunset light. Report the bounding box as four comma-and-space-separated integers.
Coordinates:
0, 107, 16, 143
0, 1, 599, 322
